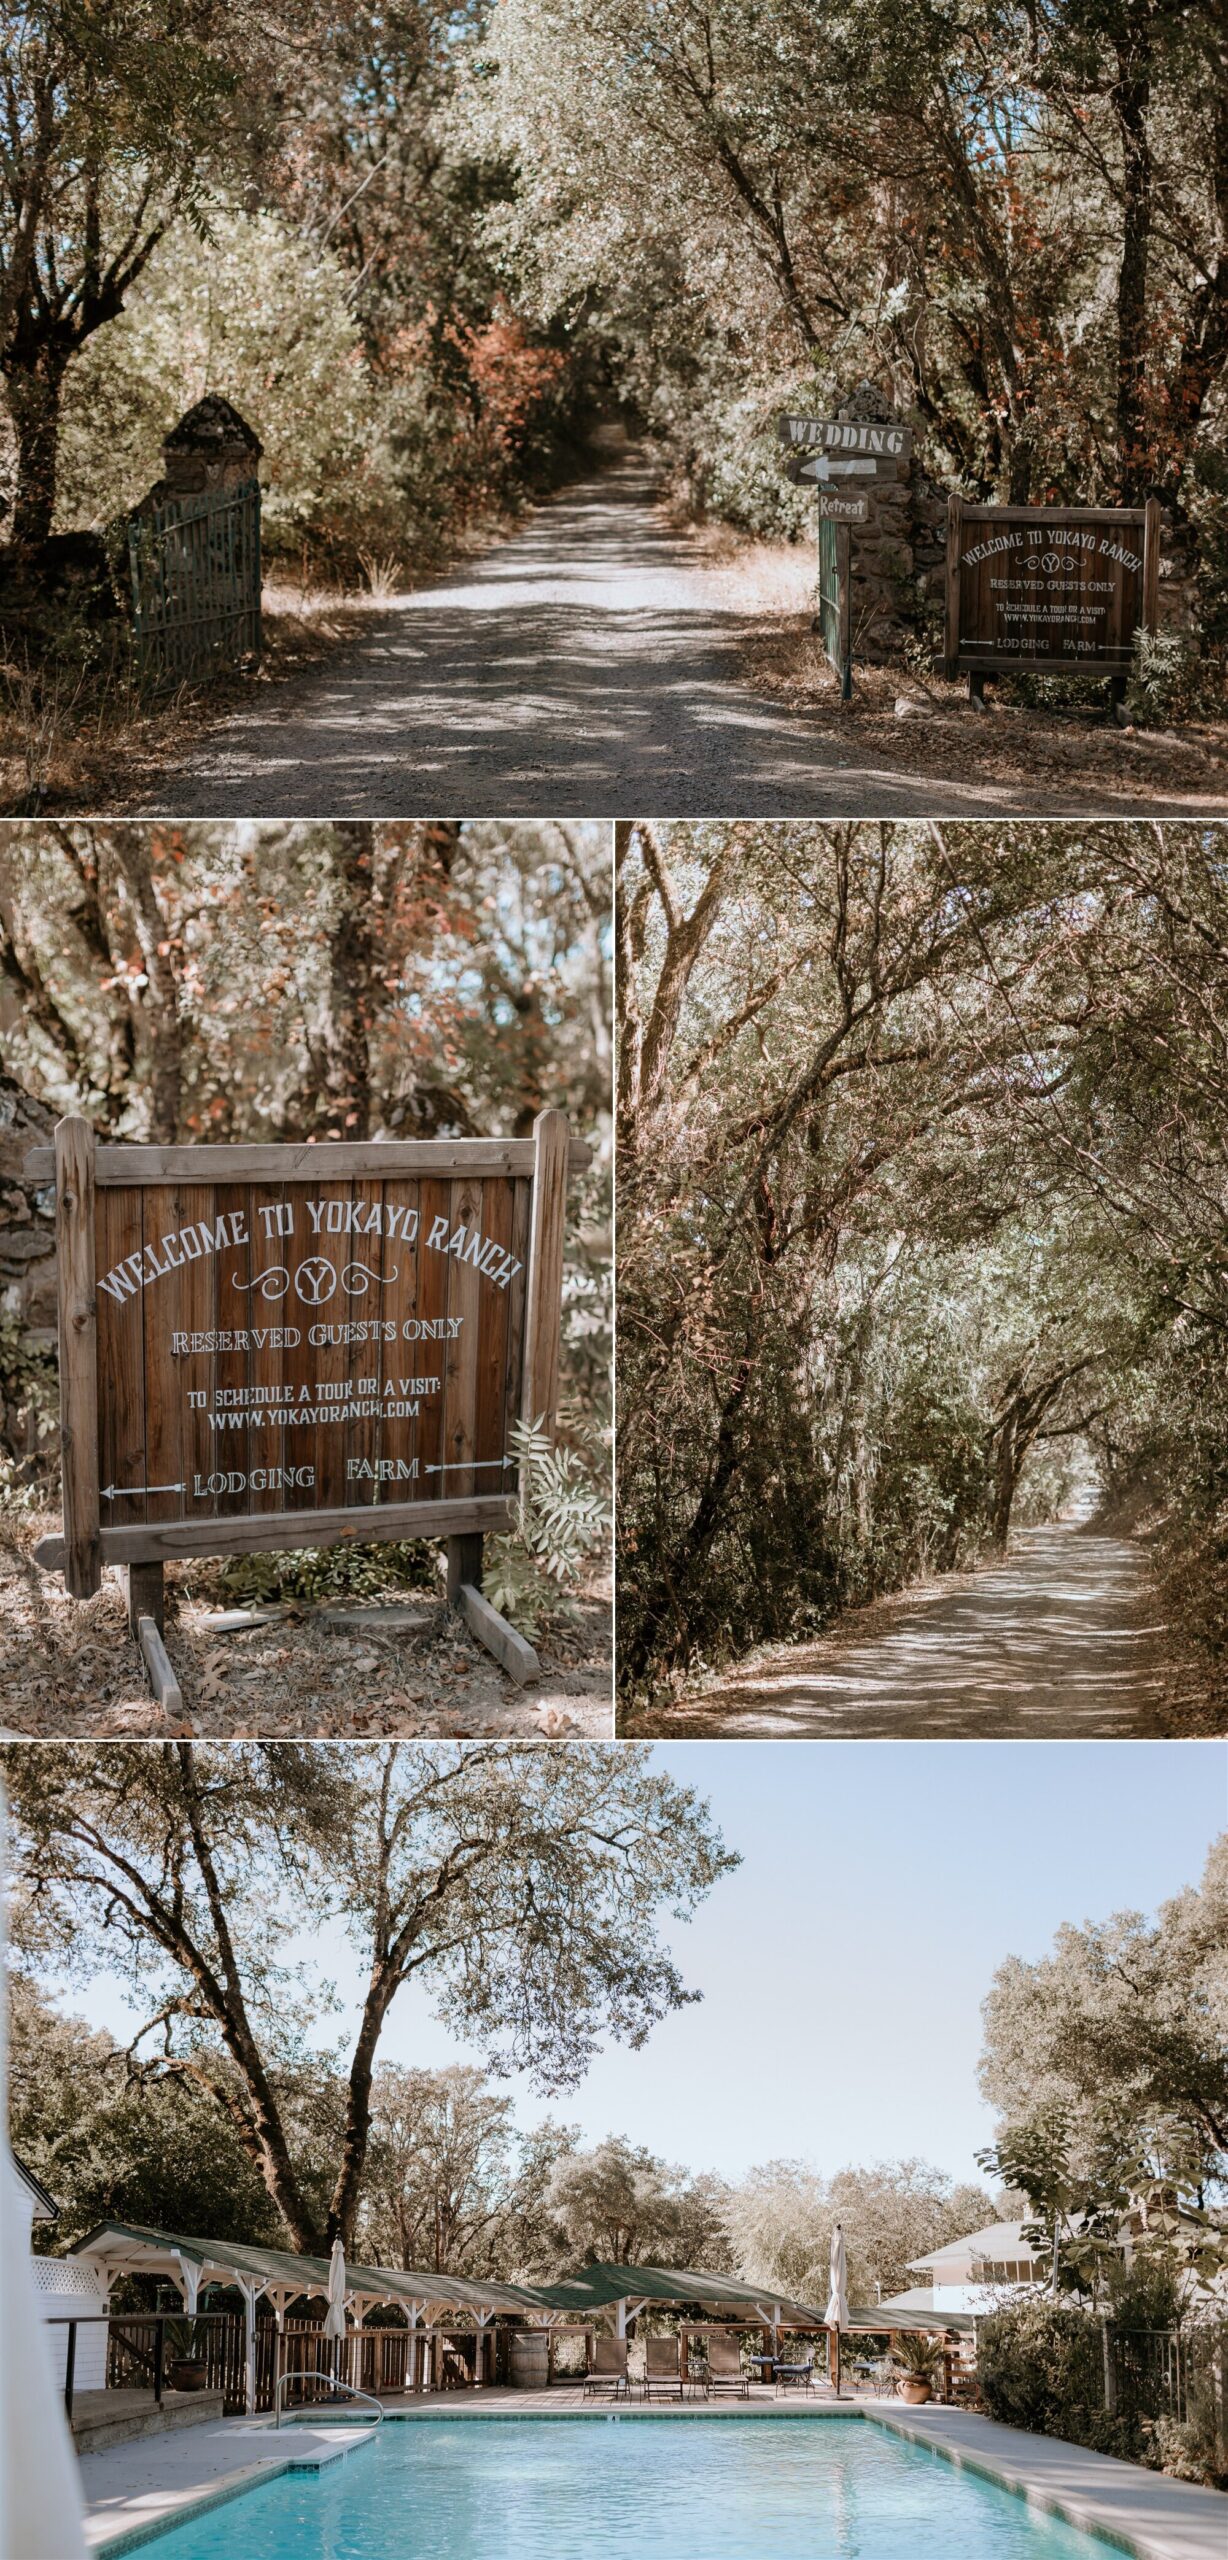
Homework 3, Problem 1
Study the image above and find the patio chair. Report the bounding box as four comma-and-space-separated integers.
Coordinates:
583, 2338, 630, 2400
705, 2335, 748, 2398
642, 2337, 683, 2401
774, 2354, 816, 2397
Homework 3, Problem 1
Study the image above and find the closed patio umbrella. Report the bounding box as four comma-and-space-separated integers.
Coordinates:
825, 2223, 848, 2395
323, 2238, 348, 2389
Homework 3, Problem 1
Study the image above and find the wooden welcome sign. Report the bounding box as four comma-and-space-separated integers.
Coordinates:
946, 497, 1160, 682
29, 1113, 587, 1603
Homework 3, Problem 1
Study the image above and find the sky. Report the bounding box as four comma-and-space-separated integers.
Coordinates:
68, 1739, 1225, 2192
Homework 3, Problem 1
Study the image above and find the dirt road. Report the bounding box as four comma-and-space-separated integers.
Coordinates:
142, 461, 1215, 819
639, 1522, 1168, 1738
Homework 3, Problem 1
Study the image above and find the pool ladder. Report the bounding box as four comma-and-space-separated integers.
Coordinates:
274, 2372, 386, 2430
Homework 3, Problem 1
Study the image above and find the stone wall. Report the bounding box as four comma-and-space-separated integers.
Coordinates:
0, 1072, 58, 1463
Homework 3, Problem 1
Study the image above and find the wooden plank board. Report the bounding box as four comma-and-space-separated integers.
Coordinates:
33, 1494, 516, 1571
521, 1111, 571, 1436
138, 1616, 184, 1714
54, 1118, 102, 1597
26, 1138, 591, 1183
458, 1583, 541, 1686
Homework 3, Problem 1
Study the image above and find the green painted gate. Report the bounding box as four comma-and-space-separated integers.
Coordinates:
128, 479, 262, 688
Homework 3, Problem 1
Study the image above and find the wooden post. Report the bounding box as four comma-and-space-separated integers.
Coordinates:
445, 1531, 484, 1606
55, 1116, 102, 1597
945, 495, 962, 677
520, 1109, 570, 1444
1142, 495, 1161, 634
122, 1561, 165, 1636
836, 524, 853, 699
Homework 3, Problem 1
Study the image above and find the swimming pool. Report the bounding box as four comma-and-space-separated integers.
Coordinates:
127, 2416, 1125, 2559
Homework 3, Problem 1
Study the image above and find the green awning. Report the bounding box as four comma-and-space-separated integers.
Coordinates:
69, 2221, 544, 2318
529, 2261, 827, 2325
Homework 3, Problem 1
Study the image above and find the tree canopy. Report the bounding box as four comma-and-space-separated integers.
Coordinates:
4, 0, 1223, 645
5, 1739, 737, 2253
617, 820, 1228, 1716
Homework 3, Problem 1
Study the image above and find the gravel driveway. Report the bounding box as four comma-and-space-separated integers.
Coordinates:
632, 1523, 1170, 1739
141, 461, 1211, 819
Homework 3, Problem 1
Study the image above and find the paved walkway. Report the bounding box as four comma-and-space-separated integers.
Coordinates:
141, 461, 1212, 820
79, 2389, 1228, 2558
662, 1521, 1167, 1737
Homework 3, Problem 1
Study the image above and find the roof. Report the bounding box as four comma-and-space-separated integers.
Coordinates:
845, 2301, 978, 2337
69, 2221, 543, 2317
909, 2222, 1032, 2271
529, 2261, 826, 2324
14, 2156, 59, 2220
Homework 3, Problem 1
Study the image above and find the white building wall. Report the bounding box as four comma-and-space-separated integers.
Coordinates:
30, 2259, 108, 2389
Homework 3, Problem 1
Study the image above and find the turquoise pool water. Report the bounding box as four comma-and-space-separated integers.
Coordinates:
135, 2417, 1118, 2559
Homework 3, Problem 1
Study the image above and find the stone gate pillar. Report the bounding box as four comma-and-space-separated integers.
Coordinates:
159, 395, 263, 494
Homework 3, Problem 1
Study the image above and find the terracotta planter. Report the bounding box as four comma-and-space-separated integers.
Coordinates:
167, 2359, 210, 2393
899, 2379, 932, 2405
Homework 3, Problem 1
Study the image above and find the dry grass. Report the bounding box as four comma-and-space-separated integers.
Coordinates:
0, 590, 376, 816
735, 605, 1228, 808
0, 1507, 612, 1736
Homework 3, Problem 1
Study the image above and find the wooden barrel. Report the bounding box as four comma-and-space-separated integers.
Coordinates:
509, 2330, 549, 2388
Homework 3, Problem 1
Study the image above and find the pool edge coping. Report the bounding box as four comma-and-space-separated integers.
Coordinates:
88, 2428, 378, 2556
86, 2401, 1215, 2560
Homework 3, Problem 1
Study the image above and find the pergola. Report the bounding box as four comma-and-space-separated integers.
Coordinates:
66, 2227, 978, 2411
69, 2221, 554, 2412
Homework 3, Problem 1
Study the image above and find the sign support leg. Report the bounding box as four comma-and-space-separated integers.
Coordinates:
123, 1560, 165, 1638
446, 1532, 484, 1606
968, 671, 989, 711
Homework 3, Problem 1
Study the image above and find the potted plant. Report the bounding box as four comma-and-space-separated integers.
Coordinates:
891, 2331, 944, 2406
164, 2318, 209, 2392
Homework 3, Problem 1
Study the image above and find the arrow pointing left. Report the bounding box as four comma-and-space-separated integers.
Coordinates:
100, 1481, 187, 1500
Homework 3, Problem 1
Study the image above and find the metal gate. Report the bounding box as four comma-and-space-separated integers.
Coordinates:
816, 517, 852, 700
128, 479, 261, 687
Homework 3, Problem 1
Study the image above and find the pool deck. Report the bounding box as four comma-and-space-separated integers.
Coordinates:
78, 2384, 1228, 2559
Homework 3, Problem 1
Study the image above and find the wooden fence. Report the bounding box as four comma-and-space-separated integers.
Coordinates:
127, 480, 261, 687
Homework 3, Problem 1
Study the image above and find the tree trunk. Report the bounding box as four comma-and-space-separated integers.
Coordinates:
1114, 58, 1153, 500
6, 349, 68, 550
323, 822, 376, 1140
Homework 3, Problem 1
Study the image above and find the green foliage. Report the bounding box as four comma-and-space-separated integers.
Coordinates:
58, 211, 394, 559
1146, 2374, 1228, 2490
483, 1414, 609, 1638
7, 1742, 734, 2251
8, 1976, 284, 2252
979, 1836, 1228, 2224
1125, 630, 1217, 729
218, 1542, 437, 1607
891, 2330, 944, 2384
976, 2297, 1131, 2457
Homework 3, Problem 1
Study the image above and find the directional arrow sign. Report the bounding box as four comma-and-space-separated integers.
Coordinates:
101, 1481, 186, 1501
779, 413, 913, 463
790, 454, 876, 483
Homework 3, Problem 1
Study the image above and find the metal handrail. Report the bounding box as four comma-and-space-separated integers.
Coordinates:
274, 2370, 385, 2430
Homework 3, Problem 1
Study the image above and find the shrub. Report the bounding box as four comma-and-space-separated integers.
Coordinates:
1125, 628, 1216, 728
977, 2297, 1102, 2438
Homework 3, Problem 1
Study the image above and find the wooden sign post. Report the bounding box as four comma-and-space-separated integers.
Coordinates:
945, 498, 1161, 702
28, 1114, 588, 1684
778, 413, 913, 698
